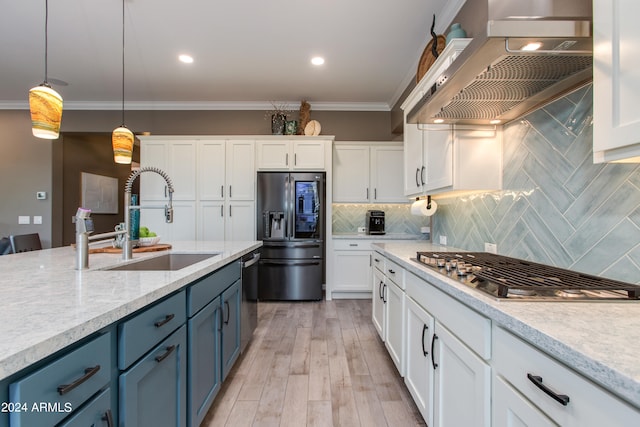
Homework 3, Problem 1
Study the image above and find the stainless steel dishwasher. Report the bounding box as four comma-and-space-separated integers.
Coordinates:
240, 250, 260, 353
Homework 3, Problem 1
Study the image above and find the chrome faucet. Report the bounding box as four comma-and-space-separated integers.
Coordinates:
74, 167, 174, 269
123, 166, 174, 260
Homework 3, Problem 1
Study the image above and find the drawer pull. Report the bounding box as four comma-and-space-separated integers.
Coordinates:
378, 281, 384, 299
421, 324, 429, 357
382, 284, 387, 303
102, 409, 114, 427
388, 269, 395, 274
431, 334, 438, 369
349, 243, 358, 247
155, 345, 176, 363
374, 258, 380, 263
527, 373, 570, 406
57, 365, 101, 395
154, 313, 175, 328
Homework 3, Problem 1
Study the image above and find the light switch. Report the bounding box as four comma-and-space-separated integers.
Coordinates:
18, 215, 30, 224
33, 216, 43, 225
36, 191, 47, 200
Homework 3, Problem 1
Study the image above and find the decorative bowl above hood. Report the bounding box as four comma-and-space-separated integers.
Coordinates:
407, 0, 592, 126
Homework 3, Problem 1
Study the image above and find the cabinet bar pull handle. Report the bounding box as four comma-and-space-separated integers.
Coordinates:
431, 334, 438, 369
155, 345, 176, 363
388, 269, 395, 274
154, 313, 175, 328
374, 258, 380, 263
382, 284, 387, 303
527, 373, 570, 406
416, 168, 420, 187
221, 205, 224, 217
349, 243, 358, 247
229, 185, 232, 198
224, 301, 230, 324
102, 409, 114, 427
421, 166, 426, 185
294, 153, 297, 166
369, 254, 372, 267
421, 324, 429, 357
57, 365, 101, 395
218, 306, 224, 331
221, 185, 224, 198
366, 188, 369, 199
286, 153, 289, 166
378, 281, 384, 299
229, 205, 232, 217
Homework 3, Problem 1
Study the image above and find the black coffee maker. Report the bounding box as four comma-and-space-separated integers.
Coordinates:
366, 210, 385, 235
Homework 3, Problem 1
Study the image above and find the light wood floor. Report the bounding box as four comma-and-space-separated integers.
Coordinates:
201, 299, 426, 427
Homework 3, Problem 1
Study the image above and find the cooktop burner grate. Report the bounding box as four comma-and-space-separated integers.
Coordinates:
416, 252, 640, 299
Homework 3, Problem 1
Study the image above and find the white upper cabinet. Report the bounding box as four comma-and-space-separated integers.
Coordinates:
333, 143, 405, 203
401, 39, 502, 197
593, 0, 640, 163
140, 139, 197, 201
256, 138, 331, 170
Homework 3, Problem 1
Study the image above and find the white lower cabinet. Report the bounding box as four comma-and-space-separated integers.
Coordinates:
384, 278, 405, 376
371, 265, 385, 341
332, 240, 372, 298
493, 325, 640, 427
405, 295, 435, 426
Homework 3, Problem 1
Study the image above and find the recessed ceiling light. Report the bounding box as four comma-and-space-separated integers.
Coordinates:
311, 56, 325, 66
179, 54, 194, 64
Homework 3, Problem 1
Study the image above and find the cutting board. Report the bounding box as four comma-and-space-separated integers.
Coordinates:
71, 244, 172, 254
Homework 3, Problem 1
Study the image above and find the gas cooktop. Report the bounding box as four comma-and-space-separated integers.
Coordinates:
413, 251, 640, 301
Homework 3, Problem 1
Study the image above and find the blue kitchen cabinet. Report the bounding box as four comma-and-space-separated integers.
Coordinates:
221, 279, 241, 380
186, 261, 241, 427
187, 296, 222, 427
8, 332, 112, 427
58, 387, 113, 427
119, 325, 187, 427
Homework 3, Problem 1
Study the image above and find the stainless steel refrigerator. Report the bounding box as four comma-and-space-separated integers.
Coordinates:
256, 171, 325, 300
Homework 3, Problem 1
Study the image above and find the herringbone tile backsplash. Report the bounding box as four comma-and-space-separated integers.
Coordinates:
432, 85, 640, 284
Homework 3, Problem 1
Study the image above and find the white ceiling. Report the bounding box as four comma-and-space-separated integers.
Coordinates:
0, 0, 462, 111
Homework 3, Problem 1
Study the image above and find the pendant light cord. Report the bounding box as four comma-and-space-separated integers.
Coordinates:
121, 0, 126, 125
44, 0, 49, 83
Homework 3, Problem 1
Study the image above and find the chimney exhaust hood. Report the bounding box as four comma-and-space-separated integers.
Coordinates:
407, 0, 592, 126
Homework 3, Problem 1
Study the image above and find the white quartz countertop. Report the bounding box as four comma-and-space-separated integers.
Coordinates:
372, 241, 640, 409
0, 240, 261, 381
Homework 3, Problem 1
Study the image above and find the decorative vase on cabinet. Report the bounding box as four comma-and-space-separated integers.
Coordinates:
446, 23, 466, 44
271, 114, 286, 135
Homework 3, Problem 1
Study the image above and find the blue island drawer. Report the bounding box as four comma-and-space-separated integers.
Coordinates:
58, 387, 113, 427
118, 290, 186, 370
187, 261, 240, 317
9, 332, 111, 427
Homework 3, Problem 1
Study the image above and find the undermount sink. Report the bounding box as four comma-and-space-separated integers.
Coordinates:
104, 253, 221, 271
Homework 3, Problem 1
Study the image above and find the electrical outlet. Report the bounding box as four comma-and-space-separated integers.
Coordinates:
357, 226, 366, 233
18, 215, 30, 225
485, 242, 497, 254
439, 235, 447, 246
33, 216, 43, 225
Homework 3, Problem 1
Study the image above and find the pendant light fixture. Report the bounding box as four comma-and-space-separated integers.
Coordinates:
112, 0, 134, 164
29, 0, 63, 139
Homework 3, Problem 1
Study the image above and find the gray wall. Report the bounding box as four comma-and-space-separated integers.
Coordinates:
432, 85, 640, 285
0, 108, 394, 247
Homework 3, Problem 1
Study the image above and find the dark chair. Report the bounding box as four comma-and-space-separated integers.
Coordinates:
9, 233, 42, 253
0, 237, 12, 255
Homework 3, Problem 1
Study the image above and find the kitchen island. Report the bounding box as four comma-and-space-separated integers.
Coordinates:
0, 240, 260, 426
372, 241, 640, 415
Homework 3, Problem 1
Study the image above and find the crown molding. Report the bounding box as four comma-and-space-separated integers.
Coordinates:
0, 100, 391, 112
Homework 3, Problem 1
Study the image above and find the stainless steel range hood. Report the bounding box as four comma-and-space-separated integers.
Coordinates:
407, 0, 592, 126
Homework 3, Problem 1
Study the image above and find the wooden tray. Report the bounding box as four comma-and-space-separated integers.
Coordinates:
71, 243, 172, 254
417, 35, 446, 83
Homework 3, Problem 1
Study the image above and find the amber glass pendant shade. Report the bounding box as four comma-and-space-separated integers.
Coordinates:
112, 126, 134, 164
29, 84, 63, 139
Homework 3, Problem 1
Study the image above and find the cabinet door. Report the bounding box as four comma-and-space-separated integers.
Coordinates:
372, 267, 386, 341
384, 279, 405, 376
332, 145, 370, 202
225, 201, 255, 241
198, 140, 226, 201
593, 0, 640, 162
293, 141, 326, 170
168, 141, 197, 200
140, 141, 169, 200
198, 201, 225, 241
256, 141, 290, 169
333, 250, 372, 293
188, 297, 222, 427
405, 296, 435, 427
403, 121, 424, 196
424, 127, 453, 192
370, 146, 405, 202
142, 201, 196, 241
221, 280, 241, 380
226, 140, 255, 200
433, 323, 490, 427
58, 388, 114, 427
493, 376, 556, 427
119, 325, 187, 427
